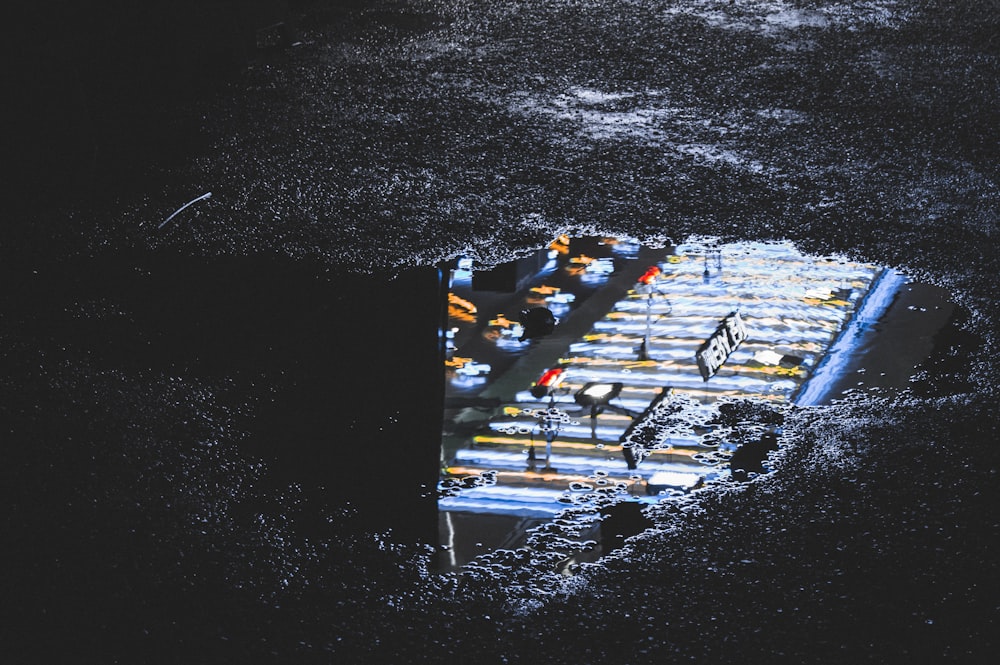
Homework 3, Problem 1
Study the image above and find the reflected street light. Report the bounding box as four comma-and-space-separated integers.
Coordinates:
574, 381, 623, 439
528, 367, 571, 471
635, 266, 671, 361
574, 381, 623, 407
530, 367, 565, 399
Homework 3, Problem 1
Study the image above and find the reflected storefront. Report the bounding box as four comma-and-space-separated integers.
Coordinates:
438, 236, 892, 569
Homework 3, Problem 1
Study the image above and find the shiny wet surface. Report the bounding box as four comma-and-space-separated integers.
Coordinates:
439, 236, 956, 570
7, 1, 998, 662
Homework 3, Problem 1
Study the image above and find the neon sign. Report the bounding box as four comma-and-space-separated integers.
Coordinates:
696, 311, 748, 381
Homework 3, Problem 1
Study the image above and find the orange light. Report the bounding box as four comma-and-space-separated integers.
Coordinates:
448, 292, 477, 314
638, 266, 661, 285
487, 314, 513, 328
549, 235, 571, 254
445, 356, 472, 368
448, 305, 477, 324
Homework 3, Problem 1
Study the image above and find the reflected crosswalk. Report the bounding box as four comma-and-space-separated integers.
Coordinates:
441, 239, 880, 517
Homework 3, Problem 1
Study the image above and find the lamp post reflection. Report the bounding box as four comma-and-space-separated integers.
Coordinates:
527, 367, 572, 471
537, 405, 563, 472
634, 266, 672, 361
574, 381, 624, 440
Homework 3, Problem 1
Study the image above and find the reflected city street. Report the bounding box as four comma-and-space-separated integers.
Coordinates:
438, 236, 952, 569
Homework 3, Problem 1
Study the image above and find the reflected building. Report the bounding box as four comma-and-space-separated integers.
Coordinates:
439, 237, 897, 568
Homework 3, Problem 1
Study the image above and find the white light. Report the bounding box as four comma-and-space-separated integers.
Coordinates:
583, 384, 615, 398
647, 471, 703, 488
753, 350, 784, 366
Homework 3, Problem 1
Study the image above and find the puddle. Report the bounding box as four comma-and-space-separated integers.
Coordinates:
437, 236, 956, 571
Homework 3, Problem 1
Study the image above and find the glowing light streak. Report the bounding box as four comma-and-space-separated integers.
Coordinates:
158, 191, 211, 229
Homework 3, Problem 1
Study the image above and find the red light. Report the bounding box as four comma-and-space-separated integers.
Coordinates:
536, 368, 564, 387
638, 266, 661, 285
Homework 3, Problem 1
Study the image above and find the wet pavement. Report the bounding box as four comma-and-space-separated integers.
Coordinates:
6, 1, 998, 663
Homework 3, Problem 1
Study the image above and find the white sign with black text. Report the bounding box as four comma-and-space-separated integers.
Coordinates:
696, 311, 748, 381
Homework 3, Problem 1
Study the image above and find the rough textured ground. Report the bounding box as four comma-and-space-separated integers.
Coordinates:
3, 1, 998, 662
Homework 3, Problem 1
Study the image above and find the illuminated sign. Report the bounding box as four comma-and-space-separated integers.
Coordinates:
695, 311, 748, 381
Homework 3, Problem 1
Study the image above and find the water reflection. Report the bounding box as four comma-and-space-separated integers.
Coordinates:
438, 237, 921, 570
